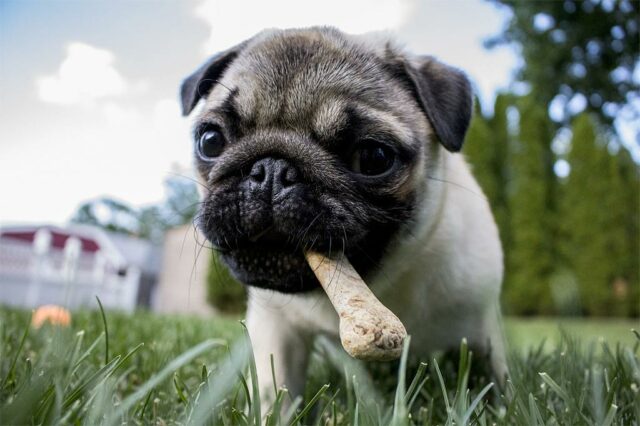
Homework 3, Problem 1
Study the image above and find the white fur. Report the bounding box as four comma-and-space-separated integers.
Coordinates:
246, 148, 506, 406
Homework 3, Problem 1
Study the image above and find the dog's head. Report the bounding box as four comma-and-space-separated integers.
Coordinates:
180, 27, 472, 293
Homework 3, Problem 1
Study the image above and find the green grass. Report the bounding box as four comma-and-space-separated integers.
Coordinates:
505, 317, 640, 352
0, 306, 638, 425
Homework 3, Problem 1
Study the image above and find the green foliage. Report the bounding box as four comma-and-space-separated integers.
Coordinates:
465, 101, 497, 203
206, 251, 247, 314
0, 308, 239, 424
1, 307, 639, 424
616, 150, 640, 316
71, 176, 200, 242
504, 98, 556, 315
472, 1, 640, 316
561, 114, 640, 316
465, 94, 512, 275
487, 94, 512, 241
71, 198, 141, 236
486, 0, 639, 127
466, 98, 639, 317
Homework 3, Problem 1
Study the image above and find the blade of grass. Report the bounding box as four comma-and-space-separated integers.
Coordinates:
95, 296, 109, 365
406, 362, 428, 401
136, 390, 154, 421
528, 392, 544, 425
407, 376, 429, 412
62, 341, 143, 412
270, 353, 278, 396
433, 359, 451, 414
62, 355, 123, 409
70, 331, 105, 376
353, 401, 359, 426
173, 373, 190, 404
539, 372, 571, 403
110, 339, 223, 422
283, 395, 303, 425
188, 337, 250, 426
462, 382, 494, 425
601, 404, 618, 426
0, 376, 49, 423
266, 388, 288, 426
288, 384, 329, 425
236, 369, 252, 414
391, 336, 411, 426
240, 322, 261, 426
1, 313, 30, 391
312, 389, 340, 426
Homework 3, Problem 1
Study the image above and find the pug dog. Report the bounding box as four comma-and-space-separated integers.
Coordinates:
180, 27, 507, 407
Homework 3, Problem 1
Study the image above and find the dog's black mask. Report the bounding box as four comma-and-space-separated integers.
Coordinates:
180, 28, 472, 293
195, 125, 417, 293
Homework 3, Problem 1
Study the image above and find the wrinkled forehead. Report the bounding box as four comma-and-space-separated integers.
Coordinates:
195, 30, 430, 154
217, 32, 415, 128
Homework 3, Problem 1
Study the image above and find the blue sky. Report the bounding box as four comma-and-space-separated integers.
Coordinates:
0, 0, 540, 225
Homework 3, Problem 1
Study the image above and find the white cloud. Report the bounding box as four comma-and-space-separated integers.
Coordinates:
101, 102, 142, 125
392, 1, 519, 114
36, 42, 128, 105
195, 0, 410, 54
192, 0, 518, 115
0, 97, 193, 225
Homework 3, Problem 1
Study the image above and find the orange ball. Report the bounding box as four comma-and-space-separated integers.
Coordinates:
32, 305, 72, 328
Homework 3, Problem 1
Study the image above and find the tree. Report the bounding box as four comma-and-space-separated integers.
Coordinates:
486, 0, 639, 128
162, 176, 201, 227
562, 114, 610, 315
465, 101, 497, 203
487, 94, 513, 257
71, 198, 143, 236
505, 97, 556, 315
619, 150, 640, 316
560, 113, 639, 316
606, 147, 640, 316
70, 176, 200, 241
464, 94, 512, 258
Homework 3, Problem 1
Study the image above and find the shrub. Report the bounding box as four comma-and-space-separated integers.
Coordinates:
206, 251, 246, 314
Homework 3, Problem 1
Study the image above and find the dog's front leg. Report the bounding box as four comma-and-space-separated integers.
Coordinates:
246, 297, 311, 416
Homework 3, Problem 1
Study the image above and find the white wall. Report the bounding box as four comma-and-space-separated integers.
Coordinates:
154, 225, 213, 316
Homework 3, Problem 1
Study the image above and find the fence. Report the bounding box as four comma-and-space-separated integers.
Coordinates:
0, 237, 139, 312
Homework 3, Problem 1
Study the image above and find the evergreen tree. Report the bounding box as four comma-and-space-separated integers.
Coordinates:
562, 114, 619, 315
505, 98, 555, 315
464, 95, 512, 253
464, 101, 495, 197
488, 94, 512, 271
612, 149, 640, 316
486, 0, 639, 128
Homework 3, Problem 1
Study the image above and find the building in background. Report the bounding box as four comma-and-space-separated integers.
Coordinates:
154, 224, 213, 316
0, 224, 161, 312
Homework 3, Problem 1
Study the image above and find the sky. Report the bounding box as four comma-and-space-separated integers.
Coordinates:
0, 0, 540, 225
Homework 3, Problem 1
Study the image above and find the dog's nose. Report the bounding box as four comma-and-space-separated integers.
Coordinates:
249, 157, 300, 199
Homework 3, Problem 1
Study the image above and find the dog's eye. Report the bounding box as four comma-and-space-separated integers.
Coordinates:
351, 143, 396, 176
198, 129, 226, 159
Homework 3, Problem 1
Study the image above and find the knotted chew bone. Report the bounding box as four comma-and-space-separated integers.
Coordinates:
305, 251, 407, 361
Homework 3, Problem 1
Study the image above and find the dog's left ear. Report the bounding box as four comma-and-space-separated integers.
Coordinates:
180, 41, 248, 116
400, 56, 473, 152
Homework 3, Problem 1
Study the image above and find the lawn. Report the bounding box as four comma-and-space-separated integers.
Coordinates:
0, 307, 638, 425
505, 317, 639, 352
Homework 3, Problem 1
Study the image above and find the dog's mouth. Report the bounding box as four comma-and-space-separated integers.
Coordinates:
215, 228, 325, 293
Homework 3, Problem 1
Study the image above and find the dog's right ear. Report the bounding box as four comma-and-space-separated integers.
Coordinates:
180, 43, 246, 116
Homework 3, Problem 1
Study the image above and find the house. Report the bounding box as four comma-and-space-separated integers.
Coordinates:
0, 224, 161, 312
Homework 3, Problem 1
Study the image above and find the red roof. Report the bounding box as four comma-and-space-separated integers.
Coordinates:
0, 229, 101, 253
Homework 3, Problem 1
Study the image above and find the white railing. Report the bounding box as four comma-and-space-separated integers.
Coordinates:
0, 238, 139, 312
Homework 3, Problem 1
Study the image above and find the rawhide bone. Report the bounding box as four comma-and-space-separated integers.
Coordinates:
305, 251, 407, 361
